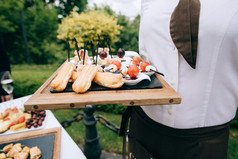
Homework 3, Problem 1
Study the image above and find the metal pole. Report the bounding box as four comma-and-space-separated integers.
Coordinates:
83, 105, 101, 159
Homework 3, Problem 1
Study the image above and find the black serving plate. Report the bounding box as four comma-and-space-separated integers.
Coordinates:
0, 134, 55, 159
50, 74, 162, 93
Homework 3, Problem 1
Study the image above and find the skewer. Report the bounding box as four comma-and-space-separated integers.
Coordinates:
102, 38, 105, 51
90, 41, 94, 64
67, 42, 70, 62
83, 41, 87, 65
107, 39, 112, 58
97, 34, 101, 44
74, 37, 81, 61
150, 69, 164, 76
96, 41, 99, 66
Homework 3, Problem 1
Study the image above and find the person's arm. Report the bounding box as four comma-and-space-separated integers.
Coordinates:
0, 35, 12, 103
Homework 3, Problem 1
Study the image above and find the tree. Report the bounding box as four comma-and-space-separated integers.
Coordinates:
57, 10, 122, 50
1, 0, 64, 64
0, 0, 24, 33
23, 0, 64, 64
115, 14, 140, 53
92, 4, 116, 17
92, 4, 141, 53
0, 0, 26, 64
46, 0, 88, 17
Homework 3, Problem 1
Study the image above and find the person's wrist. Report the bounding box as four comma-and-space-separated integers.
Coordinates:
0, 95, 12, 102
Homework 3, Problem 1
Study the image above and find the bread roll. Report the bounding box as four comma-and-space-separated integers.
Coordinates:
50, 62, 74, 91
72, 65, 97, 93
71, 71, 80, 82
93, 72, 124, 88
30, 147, 41, 159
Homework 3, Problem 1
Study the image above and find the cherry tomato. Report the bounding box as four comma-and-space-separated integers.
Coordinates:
17, 116, 25, 123
4, 117, 10, 121
128, 65, 140, 78
11, 107, 18, 113
111, 61, 122, 70
132, 57, 141, 65
9, 121, 16, 128
140, 62, 150, 72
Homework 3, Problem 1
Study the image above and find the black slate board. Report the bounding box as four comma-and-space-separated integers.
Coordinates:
50, 74, 162, 93
0, 134, 55, 159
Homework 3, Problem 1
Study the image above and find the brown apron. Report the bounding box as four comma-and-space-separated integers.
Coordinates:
120, 106, 230, 159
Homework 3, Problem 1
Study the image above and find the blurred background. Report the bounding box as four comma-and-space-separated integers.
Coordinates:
0, 0, 140, 65
0, 0, 237, 158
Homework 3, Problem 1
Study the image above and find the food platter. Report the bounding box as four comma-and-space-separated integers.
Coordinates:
0, 127, 61, 159
24, 63, 181, 111
24, 49, 181, 111
0, 97, 48, 136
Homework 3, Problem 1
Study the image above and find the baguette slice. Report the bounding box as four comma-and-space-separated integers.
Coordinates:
2, 144, 13, 153
93, 72, 125, 89
30, 147, 41, 159
9, 123, 26, 131
72, 65, 97, 93
50, 62, 74, 91
7, 143, 22, 158
14, 152, 29, 159
71, 71, 80, 82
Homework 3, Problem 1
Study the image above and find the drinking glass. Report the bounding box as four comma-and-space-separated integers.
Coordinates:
1, 71, 14, 99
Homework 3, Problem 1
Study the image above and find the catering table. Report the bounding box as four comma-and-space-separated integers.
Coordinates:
0, 95, 86, 159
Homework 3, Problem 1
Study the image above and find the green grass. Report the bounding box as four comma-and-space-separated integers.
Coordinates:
228, 129, 238, 159
11, 64, 238, 156
52, 109, 238, 156
51, 109, 123, 153
11, 64, 60, 98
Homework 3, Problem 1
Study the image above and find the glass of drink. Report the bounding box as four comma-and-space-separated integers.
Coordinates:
1, 71, 14, 100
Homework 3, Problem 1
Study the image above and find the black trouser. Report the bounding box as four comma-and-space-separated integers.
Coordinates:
121, 107, 230, 159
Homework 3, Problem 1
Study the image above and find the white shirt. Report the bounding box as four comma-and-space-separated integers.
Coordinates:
140, 0, 238, 128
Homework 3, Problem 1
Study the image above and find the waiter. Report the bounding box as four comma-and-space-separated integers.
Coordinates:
120, 0, 238, 159
0, 36, 12, 103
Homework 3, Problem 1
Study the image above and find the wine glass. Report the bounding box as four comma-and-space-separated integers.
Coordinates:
1, 71, 14, 99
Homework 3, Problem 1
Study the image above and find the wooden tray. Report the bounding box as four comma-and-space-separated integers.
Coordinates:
0, 127, 61, 159
24, 62, 181, 111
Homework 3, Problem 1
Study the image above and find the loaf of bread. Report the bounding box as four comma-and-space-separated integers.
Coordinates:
50, 62, 74, 91
30, 146, 41, 159
93, 72, 125, 88
72, 65, 97, 93
71, 71, 80, 82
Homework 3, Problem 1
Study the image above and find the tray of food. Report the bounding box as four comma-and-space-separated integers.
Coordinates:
50, 48, 163, 93
0, 127, 61, 159
24, 41, 181, 111
0, 104, 47, 136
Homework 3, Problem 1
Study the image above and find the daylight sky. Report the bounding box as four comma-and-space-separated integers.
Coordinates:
88, 0, 141, 19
